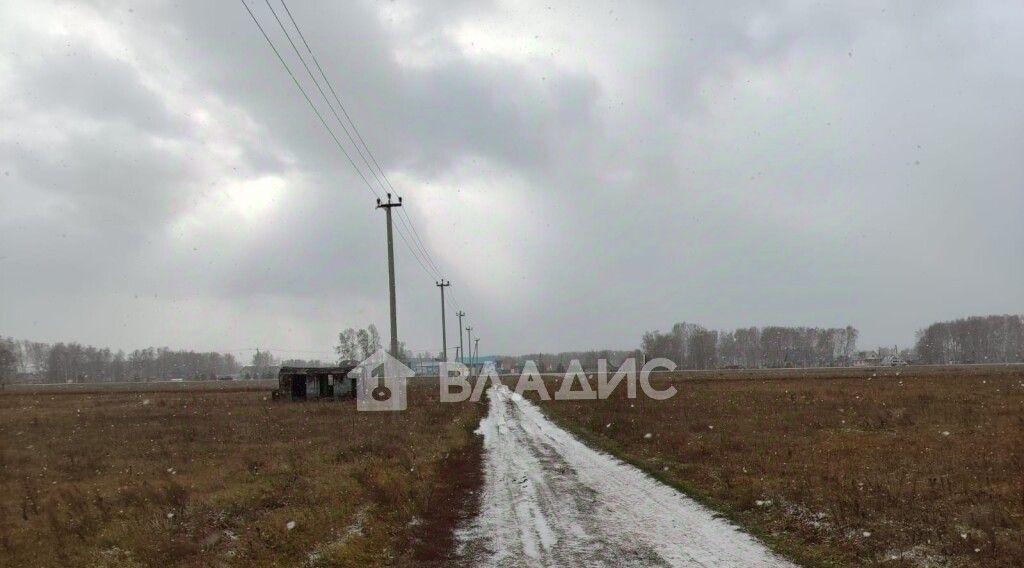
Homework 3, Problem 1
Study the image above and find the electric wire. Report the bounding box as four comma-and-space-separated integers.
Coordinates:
243, 0, 443, 284
241, 0, 475, 338
238, 0, 381, 201
275, 0, 448, 280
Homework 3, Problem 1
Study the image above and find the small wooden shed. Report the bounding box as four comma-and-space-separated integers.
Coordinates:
273, 364, 359, 401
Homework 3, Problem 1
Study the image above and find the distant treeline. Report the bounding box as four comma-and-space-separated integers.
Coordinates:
503, 350, 640, 373
0, 338, 241, 383
915, 314, 1024, 364
641, 323, 859, 369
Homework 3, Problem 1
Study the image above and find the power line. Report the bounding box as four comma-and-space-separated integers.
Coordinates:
263, 0, 391, 197
447, 285, 465, 313
238, 0, 381, 201
275, 0, 448, 281
394, 217, 439, 280
241, 1, 479, 342
395, 212, 445, 278
241, 0, 442, 285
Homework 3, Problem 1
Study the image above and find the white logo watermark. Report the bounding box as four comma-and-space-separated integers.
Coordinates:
352, 352, 677, 411
351, 350, 413, 411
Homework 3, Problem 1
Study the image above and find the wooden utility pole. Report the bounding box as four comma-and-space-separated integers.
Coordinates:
436, 280, 450, 361
376, 194, 402, 356
456, 311, 466, 364
474, 338, 481, 374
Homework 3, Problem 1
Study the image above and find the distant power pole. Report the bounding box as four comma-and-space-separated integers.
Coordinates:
456, 311, 466, 364
465, 326, 473, 370
436, 280, 450, 361
376, 193, 402, 356
474, 338, 481, 373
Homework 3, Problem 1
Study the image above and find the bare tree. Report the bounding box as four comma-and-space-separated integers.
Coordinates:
367, 324, 382, 355
338, 324, 384, 362
0, 337, 19, 389
687, 328, 718, 369
915, 314, 1024, 364
641, 323, 858, 369
251, 350, 276, 379
336, 328, 359, 361
356, 329, 372, 360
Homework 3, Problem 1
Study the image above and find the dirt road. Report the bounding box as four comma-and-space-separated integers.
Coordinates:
455, 385, 797, 567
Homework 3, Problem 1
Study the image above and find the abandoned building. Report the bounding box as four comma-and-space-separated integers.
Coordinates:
273, 363, 360, 401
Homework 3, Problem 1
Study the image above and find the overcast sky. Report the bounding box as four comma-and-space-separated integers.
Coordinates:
1, 0, 1022, 359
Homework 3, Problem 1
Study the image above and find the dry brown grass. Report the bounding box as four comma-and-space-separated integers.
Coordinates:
0, 382, 484, 567
534, 366, 1024, 567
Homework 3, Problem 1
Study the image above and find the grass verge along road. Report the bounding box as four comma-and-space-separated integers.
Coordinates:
535, 366, 1024, 567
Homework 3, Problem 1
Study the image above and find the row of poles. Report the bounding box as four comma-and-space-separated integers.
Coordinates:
378, 194, 480, 367
235, 0, 483, 364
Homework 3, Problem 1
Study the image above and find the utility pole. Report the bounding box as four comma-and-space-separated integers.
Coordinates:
376, 193, 402, 356
474, 338, 481, 374
465, 326, 473, 372
436, 280, 450, 361
456, 311, 466, 364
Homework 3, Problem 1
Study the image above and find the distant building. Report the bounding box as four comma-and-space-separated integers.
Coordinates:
854, 352, 881, 367
273, 364, 359, 401
409, 358, 441, 376
855, 346, 908, 367
409, 356, 505, 375
463, 355, 500, 374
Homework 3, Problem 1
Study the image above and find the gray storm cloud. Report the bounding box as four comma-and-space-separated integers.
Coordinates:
1, 0, 1022, 356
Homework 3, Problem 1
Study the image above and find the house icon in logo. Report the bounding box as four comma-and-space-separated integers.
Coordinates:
350, 349, 415, 412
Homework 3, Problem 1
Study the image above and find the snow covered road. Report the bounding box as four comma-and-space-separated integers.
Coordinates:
455, 385, 797, 567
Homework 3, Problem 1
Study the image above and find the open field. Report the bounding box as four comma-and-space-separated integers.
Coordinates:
5, 366, 1024, 567
0, 383, 484, 567
534, 365, 1024, 567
